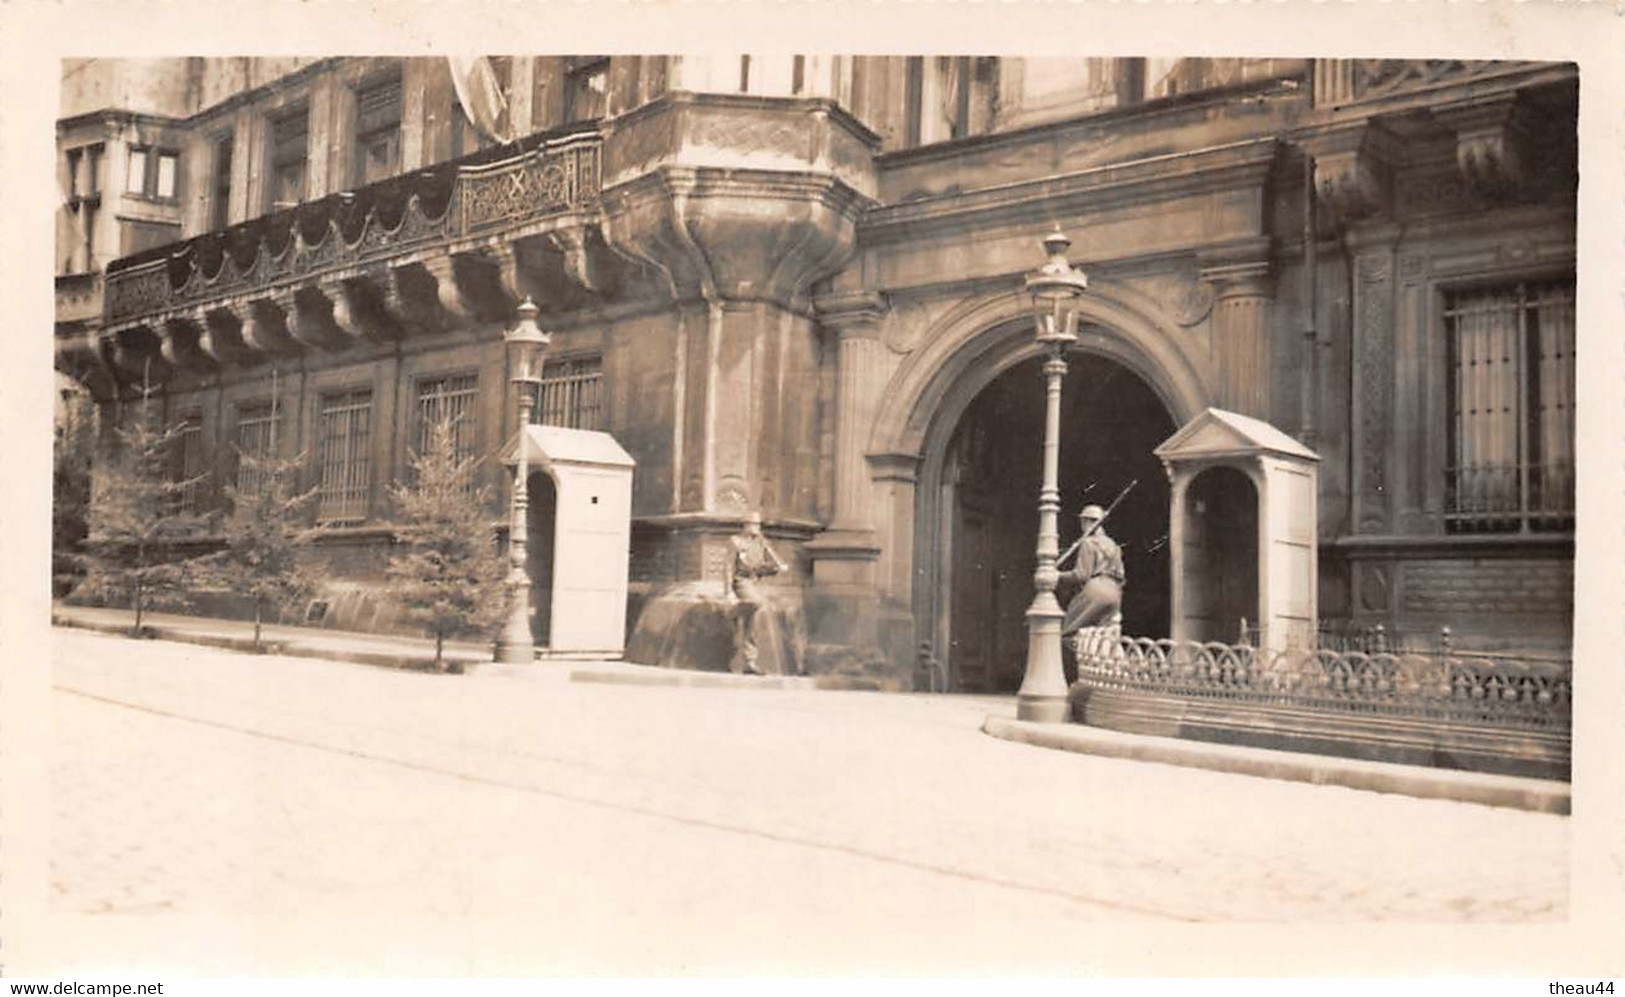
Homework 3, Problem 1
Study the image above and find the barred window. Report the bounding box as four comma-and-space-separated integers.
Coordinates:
172, 413, 204, 515
234, 400, 281, 499
416, 372, 480, 487
1446, 279, 1576, 534
318, 388, 373, 523
533, 355, 602, 431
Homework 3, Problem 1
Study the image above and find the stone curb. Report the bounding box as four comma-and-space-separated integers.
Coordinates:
568, 663, 885, 692
981, 715, 1571, 815
52, 614, 484, 673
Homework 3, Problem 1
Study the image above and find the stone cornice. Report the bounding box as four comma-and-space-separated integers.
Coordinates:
607, 89, 883, 152
875, 74, 1303, 170
860, 138, 1280, 247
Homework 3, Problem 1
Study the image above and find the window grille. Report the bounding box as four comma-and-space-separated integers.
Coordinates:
173, 414, 204, 515
1445, 279, 1576, 534
234, 401, 280, 500
318, 388, 372, 523
415, 373, 480, 493
533, 355, 602, 431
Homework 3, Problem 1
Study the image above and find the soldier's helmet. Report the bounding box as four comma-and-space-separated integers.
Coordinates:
1078, 504, 1106, 521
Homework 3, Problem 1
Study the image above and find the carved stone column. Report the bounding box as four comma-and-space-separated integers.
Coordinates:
1199, 247, 1275, 420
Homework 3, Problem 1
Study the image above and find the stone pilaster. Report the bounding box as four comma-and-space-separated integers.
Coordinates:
808, 290, 889, 559
1349, 241, 1397, 535
1199, 243, 1275, 420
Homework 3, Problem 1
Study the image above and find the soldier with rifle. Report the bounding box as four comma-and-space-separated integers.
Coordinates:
1060, 481, 1133, 638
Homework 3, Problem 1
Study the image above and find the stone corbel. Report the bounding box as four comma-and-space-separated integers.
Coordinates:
1301, 121, 1402, 227
421, 254, 477, 329
333, 274, 406, 343
242, 297, 305, 356
484, 241, 544, 309
545, 224, 616, 295
110, 324, 169, 385
159, 314, 216, 372
198, 306, 253, 365
1434, 94, 1533, 204
274, 289, 354, 353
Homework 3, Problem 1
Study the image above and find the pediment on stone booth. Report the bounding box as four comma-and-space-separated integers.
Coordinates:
500, 424, 636, 471
1154, 407, 1318, 464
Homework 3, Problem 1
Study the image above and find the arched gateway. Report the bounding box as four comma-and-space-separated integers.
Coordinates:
868, 283, 1207, 692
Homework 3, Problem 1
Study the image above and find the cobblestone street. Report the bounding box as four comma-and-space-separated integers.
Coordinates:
46, 627, 1568, 973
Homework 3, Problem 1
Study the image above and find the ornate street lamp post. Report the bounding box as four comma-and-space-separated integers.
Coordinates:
495, 297, 550, 664
1016, 229, 1089, 722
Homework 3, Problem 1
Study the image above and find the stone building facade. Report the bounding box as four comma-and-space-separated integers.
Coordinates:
57, 56, 1578, 690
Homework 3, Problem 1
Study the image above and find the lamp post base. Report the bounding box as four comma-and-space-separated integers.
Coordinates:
1017, 599, 1070, 724
1016, 693, 1070, 724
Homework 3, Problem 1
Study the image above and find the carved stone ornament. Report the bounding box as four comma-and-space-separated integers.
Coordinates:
714, 477, 751, 516
1303, 122, 1401, 226
1436, 95, 1533, 204
1358, 563, 1390, 613
882, 296, 950, 356
1152, 270, 1215, 327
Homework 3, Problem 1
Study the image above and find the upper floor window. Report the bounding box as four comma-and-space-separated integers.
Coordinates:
353, 73, 402, 187
61, 144, 102, 273
210, 132, 234, 231
269, 105, 309, 210
564, 57, 610, 123
1445, 279, 1576, 534
532, 355, 602, 431
904, 57, 996, 147
125, 146, 179, 200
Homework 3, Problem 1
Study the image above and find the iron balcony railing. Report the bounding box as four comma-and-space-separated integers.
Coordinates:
102, 123, 602, 326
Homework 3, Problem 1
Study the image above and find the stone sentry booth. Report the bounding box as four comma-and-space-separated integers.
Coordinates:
1154, 408, 1319, 651
501, 425, 636, 657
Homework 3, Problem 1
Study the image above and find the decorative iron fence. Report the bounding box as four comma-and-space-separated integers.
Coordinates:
1075, 635, 1571, 732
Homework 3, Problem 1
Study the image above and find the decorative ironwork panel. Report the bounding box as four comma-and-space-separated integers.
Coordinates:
104, 132, 603, 325
1077, 636, 1571, 732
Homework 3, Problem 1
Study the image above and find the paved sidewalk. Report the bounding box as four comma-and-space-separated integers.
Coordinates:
51, 602, 511, 672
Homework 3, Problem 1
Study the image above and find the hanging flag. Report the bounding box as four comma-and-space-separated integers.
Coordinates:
448, 56, 510, 146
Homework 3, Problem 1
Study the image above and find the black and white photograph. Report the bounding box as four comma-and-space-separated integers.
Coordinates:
4, 1, 1623, 984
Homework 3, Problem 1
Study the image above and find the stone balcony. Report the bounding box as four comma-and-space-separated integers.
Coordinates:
94, 123, 613, 387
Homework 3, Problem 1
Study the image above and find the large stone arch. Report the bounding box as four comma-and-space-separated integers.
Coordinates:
863, 279, 1212, 672
869, 280, 1209, 463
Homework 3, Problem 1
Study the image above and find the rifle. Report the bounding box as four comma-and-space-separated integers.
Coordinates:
1056, 478, 1137, 569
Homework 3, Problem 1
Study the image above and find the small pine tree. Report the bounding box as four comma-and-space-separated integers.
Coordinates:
385, 418, 510, 671
76, 368, 208, 635
195, 447, 323, 651
53, 378, 97, 597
